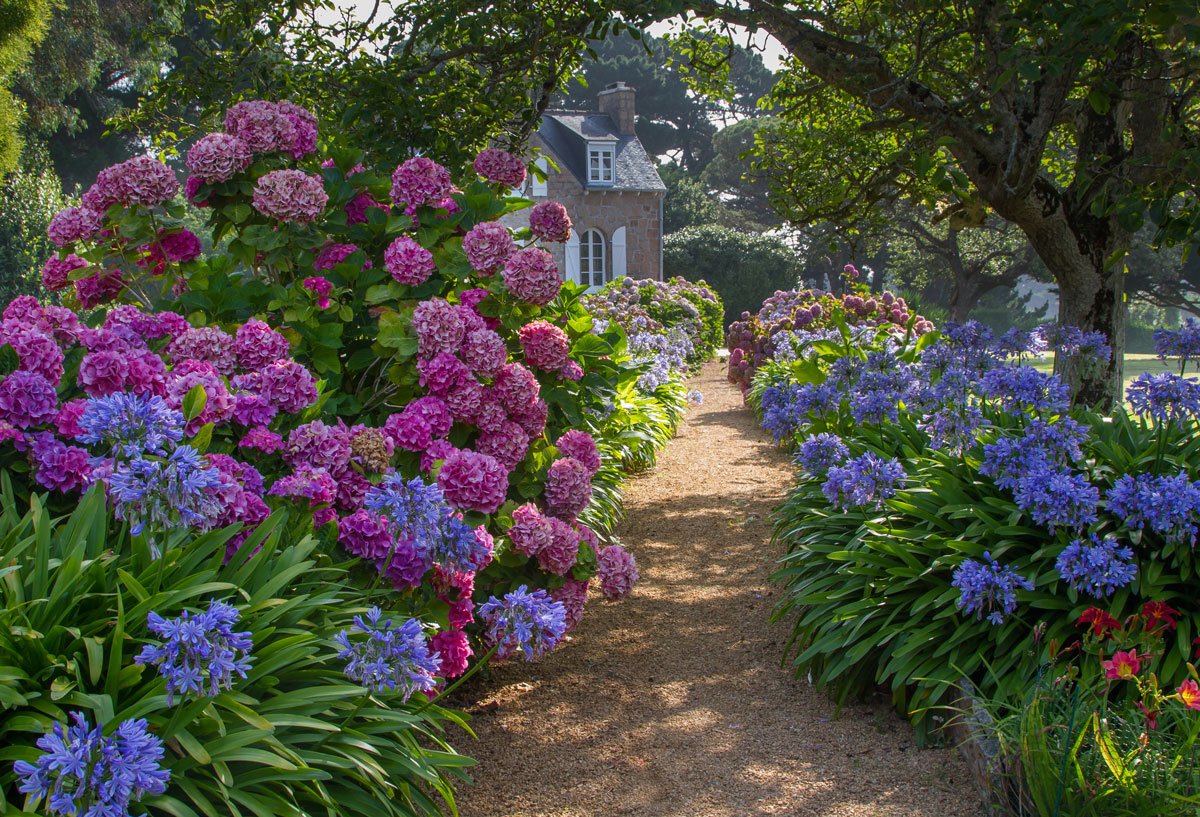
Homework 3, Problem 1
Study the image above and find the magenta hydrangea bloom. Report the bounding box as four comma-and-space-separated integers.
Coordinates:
448, 597, 475, 629
127, 350, 168, 396
555, 430, 601, 475
545, 457, 593, 519
597, 544, 639, 599
338, 509, 393, 561
437, 449, 508, 514
234, 319, 291, 371
385, 410, 433, 452
529, 201, 572, 243
224, 100, 296, 154
82, 156, 179, 211
158, 230, 202, 263
502, 247, 561, 306
412, 299, 466, 358
166, 360, 235, 430
239, 426, 284, 453
473, 148, 527, 188
269, 466, 337, 508
47, 206, 102, 246
382, 236, 435, 285
55, 399, 88, 438
405, 396, 454, 438
390, 157, 454, 210
74, 269, 125, 310
6, 327, 64, 383
380, 536, 430, 589
461, 222, 516, 275
420, 440, 459, 473
252, 169, 328, 223
275, 101, 318, 158
29, 432, 92, 494
430, 629, 472, 679
492, 362, 540, 413
283, 420, 351, 475
257, 359, 318, 413
77, 350, 129, 397
475, 420, 529, 470
550, 578, 589, 631
169, 326, 237, 375
346, 191, 387, 225
314, 243, 370, 271
0, 371, 58, 428
41, 254, 87, 291
232, 393, 277, 426
459, 329, 508, 377
518, 320, 570, 373
538, 517, 580, 575
445, 378, 486, 425
186, 133, 253, 183
417, 352, 470, 397
184, 175, 208, 206
509, 503, 552, 557
561, 360, 583, 381
302, 276, 333, 309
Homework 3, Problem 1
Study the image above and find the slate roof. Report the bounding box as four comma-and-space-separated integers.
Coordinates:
540, 111, 666, 194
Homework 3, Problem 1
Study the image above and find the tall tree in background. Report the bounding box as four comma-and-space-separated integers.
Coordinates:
0, 0, 50, 174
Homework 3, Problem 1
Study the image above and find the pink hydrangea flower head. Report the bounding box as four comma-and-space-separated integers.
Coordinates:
474, 525, 495, 569
30, 433, 92, 494
430, 629, 472, 679
597, 544, 639, 599
502, 247, 561, 306
420, 439, 459, 473
432, 565, 476, 601
234, 319, 291, 371
551, 578, 589, 631
252, 169, 328, 223
186, 132, 253, 183
239, 426, 285, 453
556, 430, 601, 475
302, 276, 333, 309
461, 221, 516, 275
0, 371, 58, 428
77, 350, 129, 397
518, 320, 570, 372
509, 503, 552, 557
390, 157, 454, 210
473, 148, 527, 188
338, 508, 394, 561
448, 597, 475, 629
166, 359, 235, 430
158, 230, 202, 264
529, 201, 572, 243
232, 392, 277, 426
474, 391, 508, 434
412, 299, 466, 358
41, 254, 87, 291
184, 175, 208, 207
74, 269, 125, 310
383, 236, 436, 285
126, 350, 168, 397
492, 362, 540, 413
379, 535, 430, 589
275, 100, 318, 158
224, 100, 296, 153
444, 377, 485, 424
82, 156, 179, 211
513, 398, 549, 441
460, 328, 508, 377
283, 419, 352, 475
336, 470, 371, 512
475, 420, 529, 470
404, 395, 454, 438
268, 466, 338, 508
55, 399, 88, 438
2, 296, 45, 327
385, 410, 433, 453
41, 306, 82, 345
545, 457, 593, 519
561, 360, 583, 381
314, 243, 370, 272
6, 327, 64, 383
538, 517, 580, 575
169, 326, 237, 375
437, 449, 509, 513
417, 351, 470, 397
459, 287, 492, 314
257, 359, 318, 413
47, 206, 102, 246
346, 191, 388, 224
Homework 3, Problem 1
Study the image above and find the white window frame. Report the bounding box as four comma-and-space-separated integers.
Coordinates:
587, 144, 615, 186
579, 229, 608, 289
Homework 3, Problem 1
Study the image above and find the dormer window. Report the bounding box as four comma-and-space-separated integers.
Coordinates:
587, 144, 614, 185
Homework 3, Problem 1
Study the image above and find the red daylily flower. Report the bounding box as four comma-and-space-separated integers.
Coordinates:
1140, 601, 1180, 634
1177, 680, 1200, 711
1102, 649, 1142, 681
1077, 607, 1122, 639
1136, 701, 1160, 730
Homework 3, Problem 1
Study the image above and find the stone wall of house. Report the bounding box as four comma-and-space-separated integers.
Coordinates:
501, 134, 663, 283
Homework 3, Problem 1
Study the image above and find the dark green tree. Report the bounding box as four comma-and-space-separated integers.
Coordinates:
0, 142, 68, 301
0, 0, 50, 174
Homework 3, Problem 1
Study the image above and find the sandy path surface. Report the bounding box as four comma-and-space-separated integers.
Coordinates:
457, 361, 981, 817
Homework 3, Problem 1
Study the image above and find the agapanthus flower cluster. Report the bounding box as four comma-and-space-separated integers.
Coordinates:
108, 445, 225, 540
795, 432, 849, 477
1155, 319, 1200, 369
14, 713, 170, 817
1126, 372, 1200, 424
1107, 471, 1200, 546
76, 392, 184, 457
335, 607, 440, 699
627, 326, 694, 391
843, 351, 919, 424
1036, 324, 1112, 367
952, 552, 1034, 625
478, 585, 567, 661
760, 381, 840, 442
822, 453, 905, 511
1054, 534, 1137, 597
979, 364, 1070, 413
136, 599, 254, 703
981, 418, 1097, 531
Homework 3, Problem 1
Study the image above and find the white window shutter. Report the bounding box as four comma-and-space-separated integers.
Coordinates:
564, 232, 581, 284
531, 157, 548, 197
611, 226, 627, 281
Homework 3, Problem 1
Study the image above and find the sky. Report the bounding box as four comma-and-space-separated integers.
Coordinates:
646, 18, 788, 71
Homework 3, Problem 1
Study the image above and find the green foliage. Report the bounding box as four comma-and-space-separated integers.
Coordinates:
663, 224, 801, 324
0, 141, 66, 303
0, 0, 50, 174
0, 484, 472, 816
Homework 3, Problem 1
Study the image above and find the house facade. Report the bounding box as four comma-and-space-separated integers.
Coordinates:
511, 82, 666, 288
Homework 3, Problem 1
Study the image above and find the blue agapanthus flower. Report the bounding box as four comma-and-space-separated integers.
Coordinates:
1126, 372, 1200, 424
478, 585, 567, 661
848, 351, 918, 425
136, 600, 254, 704
1036, 324, 1112, 366
918, 403, 984, 454
1107, 471, 1200, 546
795, 432, 849, 477
76, 392, 185, 458
1154, 319, 1200, 367
921, 321, 998, 377
821, 452, 905, 510
364, 474, 490, 573
336, 607, 440, 699
979, 365, 1069, 414
1055, 534, 1137, 597
952, 552, 1034, 625
14, 713, 170, 817
1013, 469, 1099, 533
991, 328, 1048, 361
980, 419, 1089, 490
107, 445, 224, 543
760, 381, 840, 441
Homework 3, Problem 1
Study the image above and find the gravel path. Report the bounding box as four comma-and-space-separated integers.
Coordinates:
458, 361, 981, 817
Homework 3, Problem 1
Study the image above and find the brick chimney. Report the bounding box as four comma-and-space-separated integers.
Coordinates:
598, 81, 637, 136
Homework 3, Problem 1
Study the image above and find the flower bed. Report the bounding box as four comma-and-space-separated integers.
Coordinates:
750, 306, 1200, 807
0, 100, 686, 816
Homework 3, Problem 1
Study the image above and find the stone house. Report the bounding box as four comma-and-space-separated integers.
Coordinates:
512, 82, 667, 288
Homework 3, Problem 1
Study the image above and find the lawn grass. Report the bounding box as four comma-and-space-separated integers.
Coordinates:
1031, 352, 1173, 394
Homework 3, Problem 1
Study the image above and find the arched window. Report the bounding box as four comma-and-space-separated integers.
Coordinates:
579, 229, 607, 288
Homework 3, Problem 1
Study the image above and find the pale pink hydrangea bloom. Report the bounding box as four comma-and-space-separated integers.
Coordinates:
251, 169, 328, 223
502, 247, 561, 306
529, 201, 572, 243
461, 222, 516, 274
412, 299, 466, 358
74, 269, 125, 310
509, 502, 552, 557
82, 156, 179, 212
185, 132, 253, 183
417, 352, 470, 397
168, 326, 237, 375
224, 100, 296, 153
538, 517, 580, 575
47, 206, 102, 246
555, 429, 601, 475
518, 320, 570, 372
597, 544, 639, 599
551, 578, 589, 631
384, 236, 436, 285
257, 359, 319, 413
473, 148, 527, 188
314, 243, 370, 271
475, 420, 529, 470
234, 319, 291, 371
41, 254, 87, 291
460, 328, 508, 377
545, 457, 593, 519
390, 157, 454, 210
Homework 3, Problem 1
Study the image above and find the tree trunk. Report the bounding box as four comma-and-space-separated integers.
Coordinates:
948, 278, 975, 324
